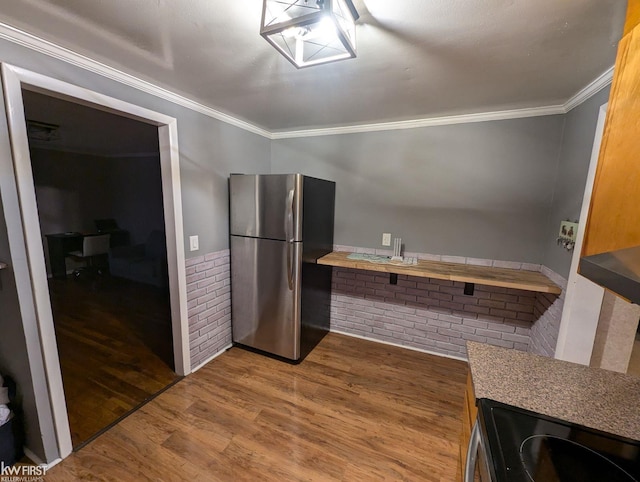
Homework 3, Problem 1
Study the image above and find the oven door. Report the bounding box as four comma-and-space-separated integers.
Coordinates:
465, 419, 493, 482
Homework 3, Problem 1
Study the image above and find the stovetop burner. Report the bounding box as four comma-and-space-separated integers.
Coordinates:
478, 399, 640, 482
520, 435, 637, 482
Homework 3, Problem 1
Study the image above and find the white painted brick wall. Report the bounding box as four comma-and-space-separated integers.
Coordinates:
331, 268, 536, 358
529, 267, 568, 358
185, 244, 567, 365
330, 246, 566, 360
186, 249, 231, 368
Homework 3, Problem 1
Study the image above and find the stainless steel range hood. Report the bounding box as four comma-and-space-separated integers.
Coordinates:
579, 245, 640, 305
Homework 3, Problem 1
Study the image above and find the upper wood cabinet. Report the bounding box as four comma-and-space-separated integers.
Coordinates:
582, 0, 640, 258
624, 0, 640, 36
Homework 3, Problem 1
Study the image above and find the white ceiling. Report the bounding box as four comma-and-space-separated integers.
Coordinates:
0, 0, 627, 133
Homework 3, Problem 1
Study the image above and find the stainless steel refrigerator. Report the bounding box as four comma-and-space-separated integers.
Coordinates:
229, 173, 335, 361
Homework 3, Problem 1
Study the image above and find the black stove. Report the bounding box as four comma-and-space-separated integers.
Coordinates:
478, 399, 640, 482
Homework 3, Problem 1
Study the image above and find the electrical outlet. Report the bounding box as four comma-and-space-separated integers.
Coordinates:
382, 233, 391, 246
558, 221, 578, 242
189, 235, 199, 251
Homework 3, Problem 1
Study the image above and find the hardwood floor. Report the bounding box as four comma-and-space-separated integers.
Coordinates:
45, 333, 468, 481
48, 275, 179, 448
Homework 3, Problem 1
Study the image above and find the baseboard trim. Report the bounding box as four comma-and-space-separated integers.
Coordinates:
190, 343, 233, 373
330, 329, 468, 362
22, 447, 58, 469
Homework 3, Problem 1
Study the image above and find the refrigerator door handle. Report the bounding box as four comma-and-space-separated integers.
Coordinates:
287, 240, 294, 291
285, 188, 295, 242
286, 188, 295, 290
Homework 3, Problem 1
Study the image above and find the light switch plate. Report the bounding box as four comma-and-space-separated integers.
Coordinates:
189, 235, 199, 251
382, 233, 391, 246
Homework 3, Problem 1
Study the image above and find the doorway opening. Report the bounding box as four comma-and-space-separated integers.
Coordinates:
22, 90, 179, 448
1, 63, 189, 460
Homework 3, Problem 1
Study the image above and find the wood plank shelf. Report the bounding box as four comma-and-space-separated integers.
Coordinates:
317, 251, 562, 295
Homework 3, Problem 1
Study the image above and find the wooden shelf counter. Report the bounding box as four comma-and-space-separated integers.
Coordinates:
317, 251, 562, 295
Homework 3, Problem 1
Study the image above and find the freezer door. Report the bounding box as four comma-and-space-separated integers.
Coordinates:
231, 235, 302, 360
229, 174, 303, 242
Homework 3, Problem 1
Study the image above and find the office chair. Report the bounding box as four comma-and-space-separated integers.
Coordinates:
67, 234, 110, 278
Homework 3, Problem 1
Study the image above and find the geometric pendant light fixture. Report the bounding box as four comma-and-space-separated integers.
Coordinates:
260, 0, 359, 68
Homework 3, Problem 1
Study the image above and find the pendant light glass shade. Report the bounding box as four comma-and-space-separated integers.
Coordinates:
260, 0, 359, 68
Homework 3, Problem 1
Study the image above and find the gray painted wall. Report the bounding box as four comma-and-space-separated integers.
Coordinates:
542, 87, 611, 277
272, 116, 564, 263
0, 203, 52, 462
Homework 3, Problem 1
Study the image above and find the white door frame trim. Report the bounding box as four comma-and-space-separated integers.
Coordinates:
1, 63, 190, 460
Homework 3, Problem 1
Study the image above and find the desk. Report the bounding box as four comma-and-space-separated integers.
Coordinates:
317, 251, 562, 295
45, 232, 83, 278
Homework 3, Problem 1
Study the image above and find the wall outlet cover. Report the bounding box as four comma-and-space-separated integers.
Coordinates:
558, 221, 578, 242
382, 233, 391, 246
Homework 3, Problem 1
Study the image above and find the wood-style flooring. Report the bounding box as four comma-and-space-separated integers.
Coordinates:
48, 275, 179, 448
45, 333, 468, 481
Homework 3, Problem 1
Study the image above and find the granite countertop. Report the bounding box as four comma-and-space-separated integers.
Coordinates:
467, 341, 640, 441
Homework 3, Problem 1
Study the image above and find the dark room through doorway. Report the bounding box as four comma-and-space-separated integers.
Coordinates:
21, 89, 179, 449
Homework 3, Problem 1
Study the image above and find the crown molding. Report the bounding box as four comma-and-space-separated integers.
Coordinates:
271, 65, 614, 139
270, 105, 566, 139
271, 64, 614, 139
562, 66, 614, 113
0, 22, 272, 139
0, 22, 614, 140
